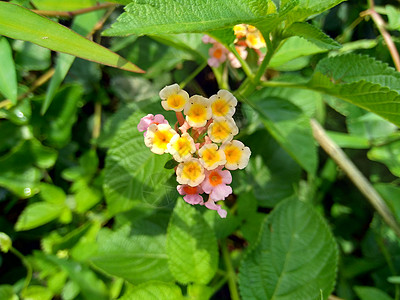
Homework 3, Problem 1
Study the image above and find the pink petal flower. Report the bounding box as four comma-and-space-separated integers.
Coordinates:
201, 167, 232, 201
177, 185, 204, 205
202, 35, 217, 44
205, 198, 227, 218
137, 114, 168, 136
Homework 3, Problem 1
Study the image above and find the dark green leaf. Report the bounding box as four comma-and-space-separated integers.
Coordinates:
119, 282, 184, 300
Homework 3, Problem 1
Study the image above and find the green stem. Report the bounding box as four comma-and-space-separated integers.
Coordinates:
180, 61, 207, 89
210, 274, 229, 297
10, 247, 32, 292
221, 240, 240, 300
228, 44, 254, 79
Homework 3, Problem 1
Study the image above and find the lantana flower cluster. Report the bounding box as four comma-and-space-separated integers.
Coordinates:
202, 24, 266, 68
137, 84, 251, 218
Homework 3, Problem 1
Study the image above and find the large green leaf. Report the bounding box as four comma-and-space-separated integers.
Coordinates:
103, 0, 298, 37
0, 285, 17, 300
248, 95, 318, 174
119, 282, 184, 300
269, 36, 328, 70
104, 109, 176, 215
307, 54, 400, 127
284, 22, 341, 50
0, 37, 17, 104
90, 225, 174, 284
0, 2, 143, 73
286, 0, 345, 23
166, 199, 218, 285
238, 199, 338, 300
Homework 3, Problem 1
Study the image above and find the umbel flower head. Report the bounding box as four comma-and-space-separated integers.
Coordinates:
138, 83, 251, 218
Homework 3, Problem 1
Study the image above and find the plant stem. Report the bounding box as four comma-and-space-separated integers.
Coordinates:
221, 240, 240, 300
310, 119, 400, 238
32, 3, 116, 17
180, 61, 207, 89
10, 247, 32, 292
361, 0, 400, 71
228, 44, 254, 79
92, 101, 102, 141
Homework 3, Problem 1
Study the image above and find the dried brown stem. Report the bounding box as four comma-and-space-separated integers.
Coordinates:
311, 119, 400, 238
361, 1, 400, 71
32, 3, 116, 17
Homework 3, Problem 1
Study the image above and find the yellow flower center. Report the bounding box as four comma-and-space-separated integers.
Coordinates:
188, 104, 208, 124
182, 161, 203, 181
209, 171, 222, 186
210, 121, 231, 141
211, 99, 230, 117
224, 144, 242, 164
153, 129, 174, 151
202, 148, 221, 167
167, 94, 186, 109
172, 137, 193, 157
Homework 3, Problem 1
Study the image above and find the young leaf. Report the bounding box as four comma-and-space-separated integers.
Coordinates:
368, 140, 400, 177
247, 95, 318, 174
103, 0, 297, 37
90, 226, 174, 284
15, 202, 65, 231
119, 282, 184, 300
284, 22, 341, 50
0, 2, 144, 73
166, 199, 218, 285
238, 199, 338, 300
0, 37, 17, 104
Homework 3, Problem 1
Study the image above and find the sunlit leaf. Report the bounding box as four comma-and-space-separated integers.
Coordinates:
0, 2, 143, 73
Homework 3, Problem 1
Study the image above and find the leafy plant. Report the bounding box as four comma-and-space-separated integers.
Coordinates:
1, 0, 400, 299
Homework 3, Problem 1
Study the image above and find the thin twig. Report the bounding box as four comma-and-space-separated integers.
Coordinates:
32, 3, 116, 17
310, 119, 400, 238
361, 0, 400, 71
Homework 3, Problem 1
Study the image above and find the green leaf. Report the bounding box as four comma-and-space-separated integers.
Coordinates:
375, 184, 400, 222
104, 109, 176, 215
42, 10, 105, 114
270, 36, 328, 69
308, 54, 400, 127
0, 2, 143, 73
0, 285, 17, 300
238, 199, 338, 300
286, 0, 345, 23
15, 202, 65, 231
248, 95, 318, 174
39, 183, 67, 205
368, 140, 400, 177
90, 225, 174, 284
44, 254, 108, 300
284, 22, 341, 50
326, 131, 370, 149
0, 232, 12, 253
0, 139, 57, 198
103, 0, 296, 37
166, 199, 218, 284
0, 37, 17, 104
119, 282, 184, 300
354, 286, 394, 300
386, 5, 400, 30
31, 0, 101, 10
21, 286, 53, 300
